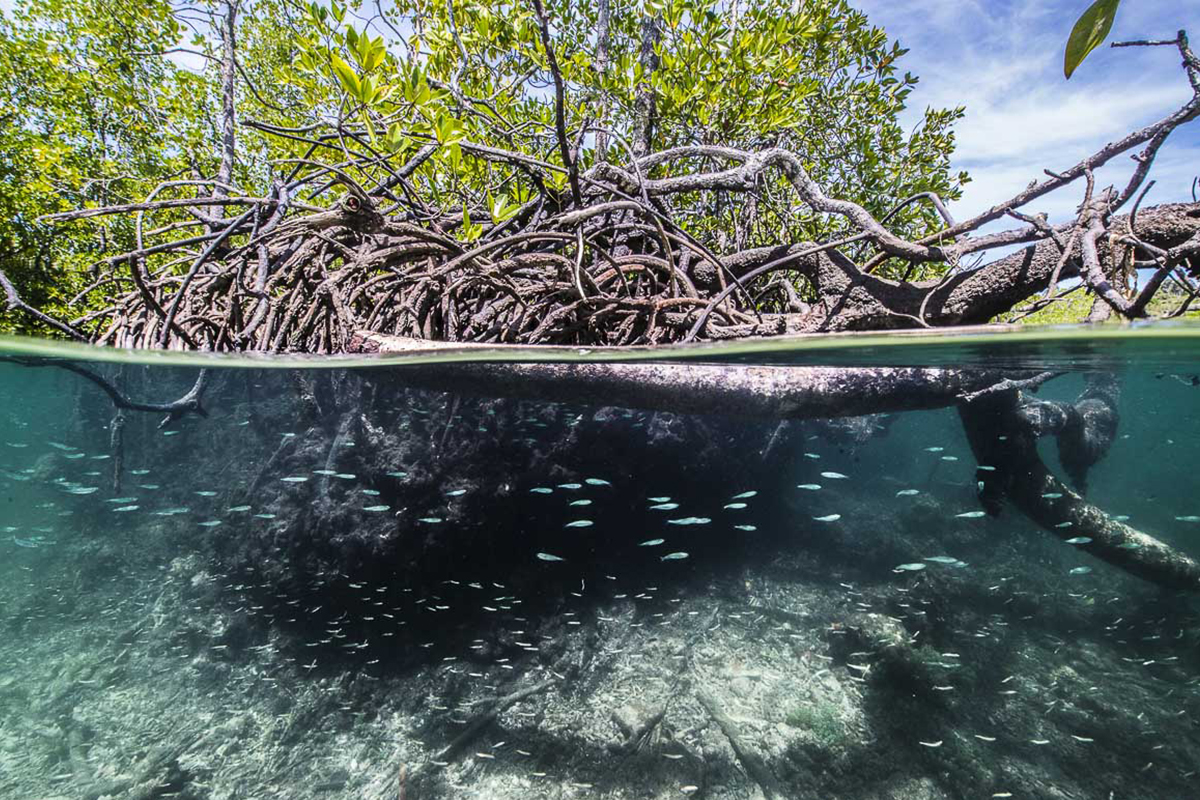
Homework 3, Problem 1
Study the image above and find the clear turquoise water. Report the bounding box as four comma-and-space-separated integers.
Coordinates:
1, 326, 1198, 800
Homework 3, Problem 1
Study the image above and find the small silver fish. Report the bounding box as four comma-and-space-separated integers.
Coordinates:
648, 496, 671, 502
956, 511, 986, 519
228, 505, 252, 512
334, 473, 356, 480
198, 520, 222, 528
660, 552, 689, 561
536, 552, 565, 562
280, 477, 308, 483
1042, 492, 1063, 499
565, 520, 594, 528
667, 517, 710, 525
730, 491, 758, 500
895, 489, 919, 496
1175, 515, 1200, 522
570, 499, 592, 506
558, 483, 582, 490
363, 505, 391, 512
195, 490, 217, 496
530, 487, 553, 494
820, 472, 849, 480
387, 471, 408, 478
112, 505, 139, 512
446, 489, 467, 496
723, 502, 747, 510
1069, 566, 1093, 575
941, 456, 958, 461
638, 539, 665, 547
925, 447, 944, 452
1065, 537, 1092, 545
733, 524, 757, 531
313, 469, 338, 476
796, 484, 822, 491
649, 502, 680, 510
254, 513, 276, 519
813, 514, 841, 522
924, 556, 959, 564
804, 453, 821, 459
585, 478, 611, 486
894, 563, 926, 572
418, 517, 443, 523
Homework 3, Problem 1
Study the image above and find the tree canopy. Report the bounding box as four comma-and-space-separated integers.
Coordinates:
0, 0, 1197, 350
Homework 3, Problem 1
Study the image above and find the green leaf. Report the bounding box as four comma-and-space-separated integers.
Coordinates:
359, 74, 376, 105
385, 123, 410, 153
1064, 0, 1120, 79
364, 40, 386, 72
330, 54, 361, 99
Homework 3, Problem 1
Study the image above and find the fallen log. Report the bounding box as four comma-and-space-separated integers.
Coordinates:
352, 332, 1055, 421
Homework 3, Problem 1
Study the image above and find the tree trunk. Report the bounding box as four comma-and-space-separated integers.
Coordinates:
213, 0, 239, 215
633, 13, 660, 157
593, 0, 611, 161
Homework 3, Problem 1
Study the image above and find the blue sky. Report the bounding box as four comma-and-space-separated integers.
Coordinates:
853, 0, 1200, 223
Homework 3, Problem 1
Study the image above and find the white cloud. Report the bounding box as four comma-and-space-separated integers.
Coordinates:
854, 0, 1200, 222
950, 83, 1186, 164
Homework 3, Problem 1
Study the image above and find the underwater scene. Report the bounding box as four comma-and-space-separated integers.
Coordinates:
1, 329, 1199, 800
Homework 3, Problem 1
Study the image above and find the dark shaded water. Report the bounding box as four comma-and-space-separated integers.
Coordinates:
1, 328, 1199, 800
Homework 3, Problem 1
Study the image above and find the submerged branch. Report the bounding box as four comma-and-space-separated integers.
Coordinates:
960, 380, 1200, 591
0, 357, 210, 425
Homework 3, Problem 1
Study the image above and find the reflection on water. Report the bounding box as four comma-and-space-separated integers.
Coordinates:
0, 330, 1198, 799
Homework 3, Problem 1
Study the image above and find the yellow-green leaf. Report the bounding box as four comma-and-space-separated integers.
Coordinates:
330, 54, 361, 99
1064, 0, 1120, 79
